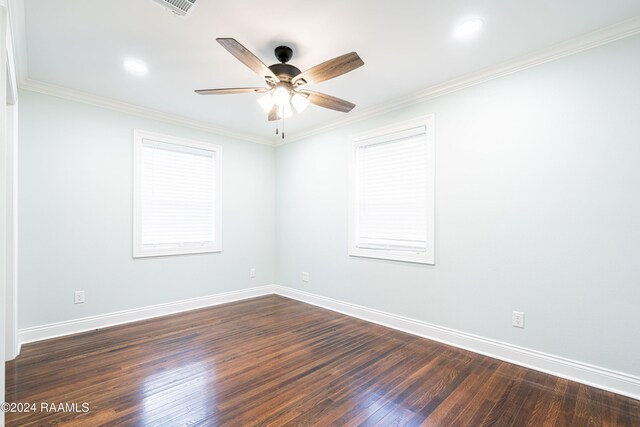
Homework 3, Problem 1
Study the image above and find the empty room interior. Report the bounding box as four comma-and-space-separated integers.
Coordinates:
1, 0, 640, 426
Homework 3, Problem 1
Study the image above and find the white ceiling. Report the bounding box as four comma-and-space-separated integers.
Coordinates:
17, 0, 640, 141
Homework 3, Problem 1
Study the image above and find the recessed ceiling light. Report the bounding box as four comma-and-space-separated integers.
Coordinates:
453, 18, 484, 40
123, 58, 148, 76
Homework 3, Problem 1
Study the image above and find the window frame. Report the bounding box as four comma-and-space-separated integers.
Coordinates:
348, 115, 435, 264
133, 129, 222, 258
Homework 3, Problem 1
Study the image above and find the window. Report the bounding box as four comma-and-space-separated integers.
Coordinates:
349, 116, 435, 264
133, 130, 222, 257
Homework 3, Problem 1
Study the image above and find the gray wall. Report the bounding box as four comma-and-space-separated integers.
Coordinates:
18, 90, 276, 328
275, 35, 640, 376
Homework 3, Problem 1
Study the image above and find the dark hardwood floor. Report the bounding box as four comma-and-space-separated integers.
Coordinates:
5, 295, 639, 426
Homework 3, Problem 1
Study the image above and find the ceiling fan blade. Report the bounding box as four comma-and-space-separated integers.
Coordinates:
216, 38, 279, 84
195, 87, 269, 95
292, 52, 364, 86
268, 105, 279, 121
299, 90, 355, 113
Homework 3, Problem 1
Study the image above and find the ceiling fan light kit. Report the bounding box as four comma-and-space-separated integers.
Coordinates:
257, 93, 274, 112
291, 93, 310, 113
195, 38, 364, 138
272, 85, 291, 107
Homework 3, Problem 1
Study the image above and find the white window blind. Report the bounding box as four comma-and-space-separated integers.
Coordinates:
350, 117, 435, 264
357, 126, 427, 252
133, 130, 222, 257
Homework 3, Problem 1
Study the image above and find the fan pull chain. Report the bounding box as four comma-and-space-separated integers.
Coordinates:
274, 107, 286, 139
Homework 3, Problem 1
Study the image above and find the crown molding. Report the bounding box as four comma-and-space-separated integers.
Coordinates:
7, 0, 27, 84
8, 1, 274, 146
8, 3, 640, 147
19, 78, 275, 146
281, 15, 640, 145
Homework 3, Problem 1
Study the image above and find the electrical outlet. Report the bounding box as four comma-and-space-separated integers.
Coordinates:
512, 311, 524, 328
302, 272, 309, 282
249, 268, 256, 278
74, 290, 85, 304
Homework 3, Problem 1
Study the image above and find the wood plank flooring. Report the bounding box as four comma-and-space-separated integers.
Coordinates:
5, 295, 639, 426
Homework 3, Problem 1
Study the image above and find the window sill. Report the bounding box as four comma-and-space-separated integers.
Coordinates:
133, 246, 221, 258
349, 248, 434, 265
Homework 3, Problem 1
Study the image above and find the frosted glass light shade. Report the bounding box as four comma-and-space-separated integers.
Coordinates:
272, 87, 290, 107
291, 93, 310, 113
257, 94, 274, 112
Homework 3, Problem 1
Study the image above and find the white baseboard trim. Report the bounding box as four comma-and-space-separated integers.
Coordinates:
18, 284, 639, 400
273, 285, 640, 400
18, 285, 275, 345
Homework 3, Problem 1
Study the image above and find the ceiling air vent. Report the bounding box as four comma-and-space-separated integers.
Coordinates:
150, 0, 196, 17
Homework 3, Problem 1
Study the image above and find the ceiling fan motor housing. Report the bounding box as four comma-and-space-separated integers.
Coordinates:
269, 46, 300, 83
268, 63, 301, 83
274, 46, 293, 63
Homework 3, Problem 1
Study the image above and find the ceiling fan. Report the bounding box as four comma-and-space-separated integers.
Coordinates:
195, 38, 364, 128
